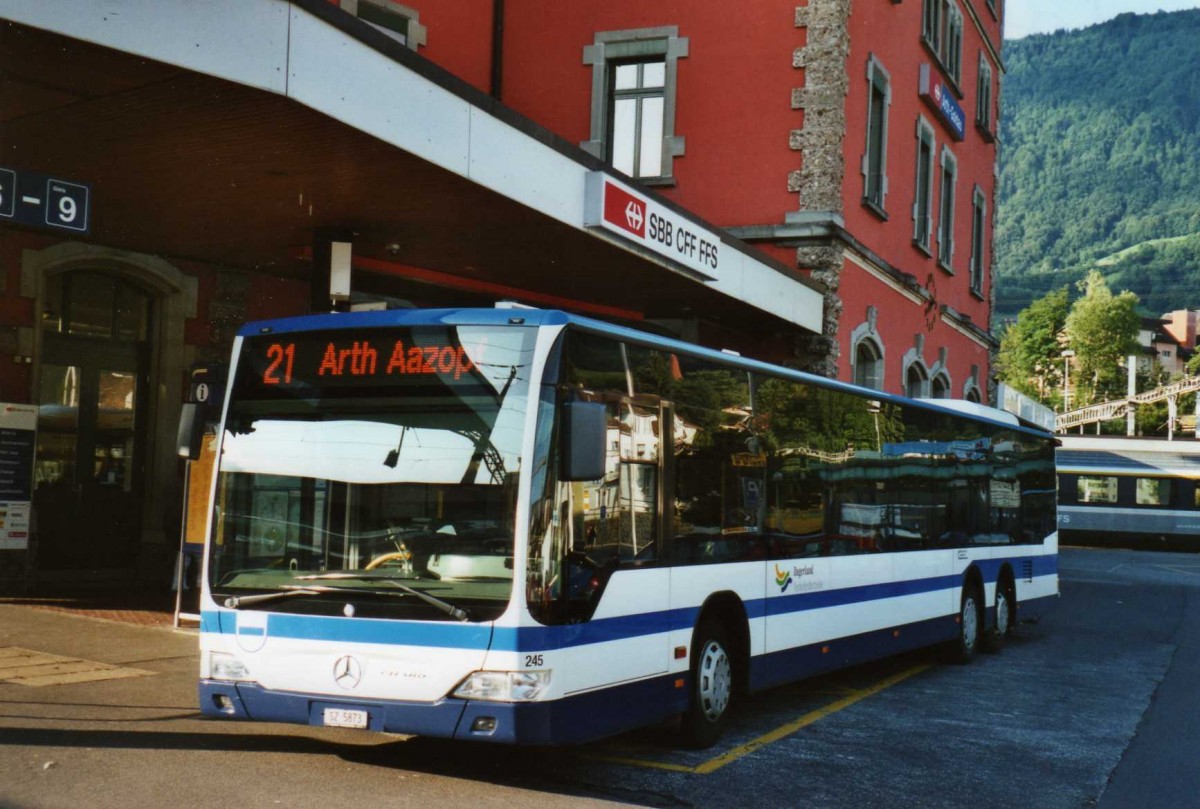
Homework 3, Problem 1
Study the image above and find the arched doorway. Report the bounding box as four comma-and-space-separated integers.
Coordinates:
34, 272, 152, 576
23, 242, 197, 588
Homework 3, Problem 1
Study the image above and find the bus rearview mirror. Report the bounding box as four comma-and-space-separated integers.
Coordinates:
560, 401, 606, 481
176, 402, 204, 461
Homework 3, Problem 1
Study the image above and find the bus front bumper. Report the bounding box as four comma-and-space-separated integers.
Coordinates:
199, 671, 682, 744
199, 679, 552, 743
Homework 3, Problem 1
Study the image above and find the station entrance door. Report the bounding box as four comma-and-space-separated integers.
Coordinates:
34, 272, 150, 581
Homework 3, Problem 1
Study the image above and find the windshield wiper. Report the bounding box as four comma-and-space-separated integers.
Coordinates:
296, 573, 472, 621
222, 587, 328, 609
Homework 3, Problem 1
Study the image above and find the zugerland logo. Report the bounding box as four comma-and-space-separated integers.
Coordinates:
776, 563, 822, 594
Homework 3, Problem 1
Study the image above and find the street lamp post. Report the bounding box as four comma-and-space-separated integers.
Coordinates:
1062, 349, 1075, 412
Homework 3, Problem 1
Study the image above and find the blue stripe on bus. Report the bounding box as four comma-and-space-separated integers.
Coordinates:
202, 554, 1055, 651
762, 573, 961, 618
201, 608, 495, 649
495, 606, 701, 651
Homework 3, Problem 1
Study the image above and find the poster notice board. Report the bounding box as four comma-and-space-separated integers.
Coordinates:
0, 403, 38, 551
185, 433, 218, 548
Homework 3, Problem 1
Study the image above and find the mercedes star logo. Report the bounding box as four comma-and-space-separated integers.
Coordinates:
333, 655, 363, 689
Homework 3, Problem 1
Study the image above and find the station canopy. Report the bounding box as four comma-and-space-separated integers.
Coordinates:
0, 0, 824, 339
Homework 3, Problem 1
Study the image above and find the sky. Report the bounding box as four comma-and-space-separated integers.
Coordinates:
1004, 0, 1200, 39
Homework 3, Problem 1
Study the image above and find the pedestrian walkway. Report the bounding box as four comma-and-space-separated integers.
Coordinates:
0, 646, 156, 686
0, 589, 179, 628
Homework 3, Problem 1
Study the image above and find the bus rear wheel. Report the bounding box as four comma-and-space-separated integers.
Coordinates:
681, 619, 733, 748
984, 580, 1015, 652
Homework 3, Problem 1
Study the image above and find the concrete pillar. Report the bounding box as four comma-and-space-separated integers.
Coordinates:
788, 0, 851, 379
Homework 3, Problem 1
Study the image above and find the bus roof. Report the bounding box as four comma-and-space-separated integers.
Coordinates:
238, 307, 1052, 439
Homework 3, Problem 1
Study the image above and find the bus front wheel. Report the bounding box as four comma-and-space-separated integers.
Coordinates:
681, 619, 733, 748
953, 584, 983, 664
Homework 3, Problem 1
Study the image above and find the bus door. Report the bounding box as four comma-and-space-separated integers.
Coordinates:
567, 392, 671, 688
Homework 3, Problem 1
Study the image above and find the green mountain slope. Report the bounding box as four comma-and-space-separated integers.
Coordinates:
995, 9, 1200, 316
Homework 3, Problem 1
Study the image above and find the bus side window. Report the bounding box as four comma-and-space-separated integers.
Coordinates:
564, 331, 662, 569
668, 361, 758, 564
577, 399, 661, 565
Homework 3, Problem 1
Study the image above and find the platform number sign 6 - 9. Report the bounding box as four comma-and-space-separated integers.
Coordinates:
0, 167, 91, 234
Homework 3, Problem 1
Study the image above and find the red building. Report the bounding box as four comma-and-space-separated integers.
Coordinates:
395, 0, 1000, 399
0, 0, 1001, 589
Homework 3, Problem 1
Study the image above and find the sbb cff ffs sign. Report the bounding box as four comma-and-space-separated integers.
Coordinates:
584, 173, 720, 281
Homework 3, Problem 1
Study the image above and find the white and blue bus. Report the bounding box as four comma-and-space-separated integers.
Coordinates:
197, 307, 1058, 747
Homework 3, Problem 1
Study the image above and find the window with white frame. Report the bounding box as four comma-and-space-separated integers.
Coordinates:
582, 28, 688, 184
944, 4, 963, 83
976, 54, 994, 135
970, 186, 986, 296
611, 61, 667, 178
341, 0, 426, 49
922, 0, 963, 85
854, 338, 885, 391
931, 372, 950, 399
923, 0, 941, 52
862, 55, 892, 216
913, 117, 936, 253
937, 146, 957, 271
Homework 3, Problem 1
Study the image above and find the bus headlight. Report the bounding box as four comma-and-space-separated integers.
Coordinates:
452, 670, 550, 702
208, 652, 252, 682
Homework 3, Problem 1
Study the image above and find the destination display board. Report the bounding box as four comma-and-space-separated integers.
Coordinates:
232, 326, 508, 399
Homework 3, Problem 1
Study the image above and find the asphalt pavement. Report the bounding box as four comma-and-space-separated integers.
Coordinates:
4, 549, 1200, 809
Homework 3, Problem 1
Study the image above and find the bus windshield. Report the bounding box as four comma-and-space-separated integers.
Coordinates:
206, 323, 537, 622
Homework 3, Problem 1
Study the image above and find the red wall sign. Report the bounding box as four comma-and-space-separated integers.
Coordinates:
602, 182, 647, 238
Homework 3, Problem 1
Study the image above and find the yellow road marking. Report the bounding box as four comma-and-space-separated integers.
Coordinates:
0, 646, 155, 687
692, 664, 930, 774
586, 663, 931, 775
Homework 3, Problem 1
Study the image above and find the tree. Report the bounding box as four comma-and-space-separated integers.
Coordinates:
994, 9, 1200, 318
1064, 271, 1141, 405
1187, 350, 1200, 376
995, 286, 1070, 404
